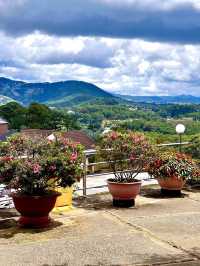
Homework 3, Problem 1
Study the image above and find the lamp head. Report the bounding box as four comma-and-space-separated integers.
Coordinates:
176, 124, 186, 134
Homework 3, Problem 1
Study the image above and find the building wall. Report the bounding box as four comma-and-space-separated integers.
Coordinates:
0, 123, 8, 135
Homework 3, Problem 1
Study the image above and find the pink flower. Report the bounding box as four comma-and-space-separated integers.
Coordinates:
110, 132, 118, 140
130, 154, 136, 161
70, 152, 78, 161
1, 156, 13, 162
32, 163, 41, 174
49, 165, 56, 172
70, 142, 79, 148
63, 139, 70, 146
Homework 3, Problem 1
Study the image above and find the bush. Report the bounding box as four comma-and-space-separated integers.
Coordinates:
0, 133, 84, 195
98, 131, 153, 182
148, 151, 199, 182
184, 135, 200, 160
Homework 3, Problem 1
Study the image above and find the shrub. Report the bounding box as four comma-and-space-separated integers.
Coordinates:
98, 131, 153, 182
0, 134, 84, 195
148, 151, 199, 182
184, 135, 200, 161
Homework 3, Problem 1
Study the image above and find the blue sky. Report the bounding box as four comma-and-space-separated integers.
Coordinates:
0, 0, 200, 95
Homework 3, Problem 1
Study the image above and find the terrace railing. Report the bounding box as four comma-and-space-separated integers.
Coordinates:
80, 141, 190, 196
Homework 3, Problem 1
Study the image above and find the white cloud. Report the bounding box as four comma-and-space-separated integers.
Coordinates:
1, 32, 200, 95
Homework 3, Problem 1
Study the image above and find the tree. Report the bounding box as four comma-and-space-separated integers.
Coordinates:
0, 102, 27, 129
26, 103, 52, 129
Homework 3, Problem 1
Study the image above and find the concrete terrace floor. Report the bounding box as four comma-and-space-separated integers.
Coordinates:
1, 185, 200, 266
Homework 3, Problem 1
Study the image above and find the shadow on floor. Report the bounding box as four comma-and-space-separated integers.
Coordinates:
140, 186, 188, 199
0, 218, 63, 239
184, 184, 200, 194
73, 185, 189, 211
74, 193, 115, 211
0, 209, 19, 218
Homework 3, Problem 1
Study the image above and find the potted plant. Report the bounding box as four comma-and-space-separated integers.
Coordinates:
148, 151, 198, 195
184, 135, 200, 163
99, 131, 153, 207
0, 134, 84, 228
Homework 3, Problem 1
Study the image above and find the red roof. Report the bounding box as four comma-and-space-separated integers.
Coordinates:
62, 130, 95, 149
21, 129, 54, 138
21, 129, 95, 149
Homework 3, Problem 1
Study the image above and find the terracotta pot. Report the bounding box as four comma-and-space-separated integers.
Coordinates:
12, 191, 61, 228
157, 176, 186, 191
107, 179, 142, 207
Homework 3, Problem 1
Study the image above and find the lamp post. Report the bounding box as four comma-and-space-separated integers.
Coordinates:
175, 124, 186, 153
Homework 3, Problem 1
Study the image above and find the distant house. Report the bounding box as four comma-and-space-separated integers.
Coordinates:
62, 130, 95, 149
21, 129, 55, 139
21, 129, 95, 150
0, 118, 8, 136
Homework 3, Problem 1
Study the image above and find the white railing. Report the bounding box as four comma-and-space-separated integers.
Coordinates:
0, 185, 14, 208
81, 141, 190, 196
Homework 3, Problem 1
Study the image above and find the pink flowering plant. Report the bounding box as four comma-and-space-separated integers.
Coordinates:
0, 134, 84, 195
98, 131, 153, 182
148, 151, 199, 181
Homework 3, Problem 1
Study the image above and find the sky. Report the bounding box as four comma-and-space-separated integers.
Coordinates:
1, 0, 200, 96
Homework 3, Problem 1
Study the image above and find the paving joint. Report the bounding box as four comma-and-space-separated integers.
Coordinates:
105, 210, 200, 261
136, 258, 200, 266
187, 197, 200, 203
119, 211, 200, 220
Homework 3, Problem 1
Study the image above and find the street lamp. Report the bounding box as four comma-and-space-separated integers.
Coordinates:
175, 124, 186, 153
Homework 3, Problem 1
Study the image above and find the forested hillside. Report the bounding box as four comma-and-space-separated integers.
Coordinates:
0, 77, 117, 107
1, 100, 200, 143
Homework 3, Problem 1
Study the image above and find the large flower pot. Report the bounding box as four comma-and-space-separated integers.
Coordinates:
12, 191, 61, 228
157, 176, 186, 196
107, 179, 142, 207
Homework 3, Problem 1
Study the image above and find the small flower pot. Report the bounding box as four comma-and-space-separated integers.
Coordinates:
157, 176, 186, 195
52, 186, 73, 213
107, 179, 142, 207
12, 191, 61, 228
55, 186, 73, 207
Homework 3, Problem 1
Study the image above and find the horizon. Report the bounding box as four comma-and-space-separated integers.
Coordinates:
1, 76, 200, 98
1, 1, 200, 96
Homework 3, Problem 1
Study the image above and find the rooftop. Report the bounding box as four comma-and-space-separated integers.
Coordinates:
21, 129, 95, 149
63, 130, 95, 149
0, 118, 8, 124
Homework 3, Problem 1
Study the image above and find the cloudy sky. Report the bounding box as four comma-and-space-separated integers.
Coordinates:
1, 0, 200, 95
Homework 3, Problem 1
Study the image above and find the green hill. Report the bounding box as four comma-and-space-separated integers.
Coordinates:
117, 94, 200, 104
0, 77, 116, 107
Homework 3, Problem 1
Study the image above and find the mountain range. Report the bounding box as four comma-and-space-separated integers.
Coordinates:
0, 77, 115, 107
116, 94, 200, 104
1, 77, 200, 107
